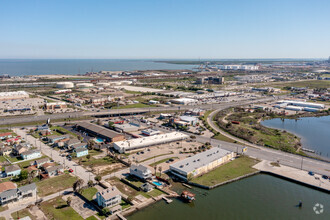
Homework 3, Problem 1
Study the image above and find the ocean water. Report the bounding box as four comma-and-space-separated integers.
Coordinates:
128, 174, 330, 220
0, 59, 197, 76
261, 116, 330, 156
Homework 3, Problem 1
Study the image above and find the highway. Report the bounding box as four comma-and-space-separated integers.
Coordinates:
0, 97, 272, 126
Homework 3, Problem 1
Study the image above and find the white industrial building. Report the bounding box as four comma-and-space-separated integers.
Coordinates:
170, 147, 235, 180
56, 82, 74, 88
113, 132, 188, 153
0, 91, 29, 101
218, 65, 259, 71
171, 98, 197, 105
277, 100, 325, 109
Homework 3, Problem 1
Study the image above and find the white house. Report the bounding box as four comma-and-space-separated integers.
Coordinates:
130, 164, 152, 180
96, 186, 121, 208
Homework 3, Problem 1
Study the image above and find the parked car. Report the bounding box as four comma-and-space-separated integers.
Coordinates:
308, 171, 314, 176
322, 175, 329, 180
68, 169, 73, 173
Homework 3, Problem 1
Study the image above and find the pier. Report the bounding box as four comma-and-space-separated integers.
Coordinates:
162, 197, 173, 204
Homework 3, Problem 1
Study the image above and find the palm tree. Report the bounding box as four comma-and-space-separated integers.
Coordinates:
67, 196, 72, 207
158, 166, 162, 177
86, 154, 91, 161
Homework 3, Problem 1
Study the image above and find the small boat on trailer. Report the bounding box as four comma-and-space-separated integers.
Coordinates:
180, 190, 195, 203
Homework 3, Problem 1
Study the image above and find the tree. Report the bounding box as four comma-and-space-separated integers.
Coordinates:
67, 196, 72, 207
158, 166, 162, 177
102, 208, 109, 216
108, 121, 114, 128
97, 119, 102, 125
86, 154, 91, 161
88, 180, 94, 187
183, 148, 186, 152
73, 179, 84, 192
19, 170, 28, 181
77, 135, 83, 141
94, 175, 101, 183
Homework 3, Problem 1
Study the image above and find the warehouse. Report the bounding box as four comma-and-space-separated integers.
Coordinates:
280, 100, 325, 109
0, 91, 29, 101
170, 98, 197, 105
113, 122, 142, 133
113, 132, 188, 153
75, 122, 125, 143
170, 147, 235, 180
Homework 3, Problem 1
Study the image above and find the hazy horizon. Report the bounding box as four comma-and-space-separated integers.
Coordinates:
1, 0, 330, 59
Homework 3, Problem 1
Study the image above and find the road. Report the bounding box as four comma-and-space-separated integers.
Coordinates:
13, 128, 96, 184
0, 97, 273, 126
135, 112, 330, 177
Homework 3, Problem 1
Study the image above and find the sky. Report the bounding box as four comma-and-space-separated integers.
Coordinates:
0, 0, 329, 59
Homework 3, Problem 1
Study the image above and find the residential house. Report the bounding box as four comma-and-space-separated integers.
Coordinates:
0, 183, 37, 205
45, 165, 64, 177
129, 164, 152, 180
47, 135, 70, 144
20, 149, 41, 160
12, 144, 29, 156
96, 186, 121, 208
74, 148, 88, 158
5, 165, 21, 177
30, 157, 50, 168
0, 146, 12, 156
64, 138, 81, 149
71, 143, 87, 151
0, 182, 16, 194
140, 183, 154, 192
0, 132, 12, 140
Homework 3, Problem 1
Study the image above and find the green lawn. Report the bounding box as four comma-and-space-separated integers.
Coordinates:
17, 155, 49, 169
147, 189, 164, 197
125, 175, 144, 188
11, 208, 35, 220
40, 197, 83, 220
85, 216, 99, 220
113, 103, 154, 109
149, 157, 179, 167
81, 187, 97, 201
79, 156, 116, 167
52, 126, 78, 138
120, 199, 131, 210
213, 133, 237, 143
192, 156, 259, 187
36, 174, 78, 196
0, 205, 8, 212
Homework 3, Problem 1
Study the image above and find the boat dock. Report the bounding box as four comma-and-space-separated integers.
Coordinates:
162, 197, 173, 204
116, 213, 127, 220
182, 183, 192, 189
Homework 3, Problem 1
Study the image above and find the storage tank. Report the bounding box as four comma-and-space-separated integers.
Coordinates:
76, 83, 94, 88
56, 82, 74, 88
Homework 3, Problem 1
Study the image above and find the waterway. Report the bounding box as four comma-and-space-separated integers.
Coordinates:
0, 59, 197, 76
261, 115, 330, 157
128, 174, 330, 220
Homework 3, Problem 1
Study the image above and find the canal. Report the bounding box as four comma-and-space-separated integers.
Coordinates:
128, 174, 330, 220
261, 115, 330, 156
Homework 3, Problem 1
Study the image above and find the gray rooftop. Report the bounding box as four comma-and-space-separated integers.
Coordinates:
130, 164, 149, 172
5, 164, 21, 173
170, 147, 232, 174
45, 165, 64, 173
74, 147, 88, 153
98, 186, 121, 200
21, 149, 40, 156
76, 122, 123, 139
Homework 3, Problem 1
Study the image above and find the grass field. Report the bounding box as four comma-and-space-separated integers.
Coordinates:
85, 216, 99, 220
0, 205, 8, 212
113, 103, 154, 109
11, 208, 35, 220
36, 174, 78, 197
192, 156, 259, 187
81, 187, 97, 201
213, 133, 237, 143
271, 80, 330, 89
40, 197, 83, 220
79, 156, 116, 167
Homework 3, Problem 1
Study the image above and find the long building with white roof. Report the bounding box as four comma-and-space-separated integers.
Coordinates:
170, 147, 235, 180
113, 132, 188, 153
0, 91, 29, 101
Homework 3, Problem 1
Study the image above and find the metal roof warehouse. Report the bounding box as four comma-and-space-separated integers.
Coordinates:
75, 122, 125, 142
113, 132, 188, 153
